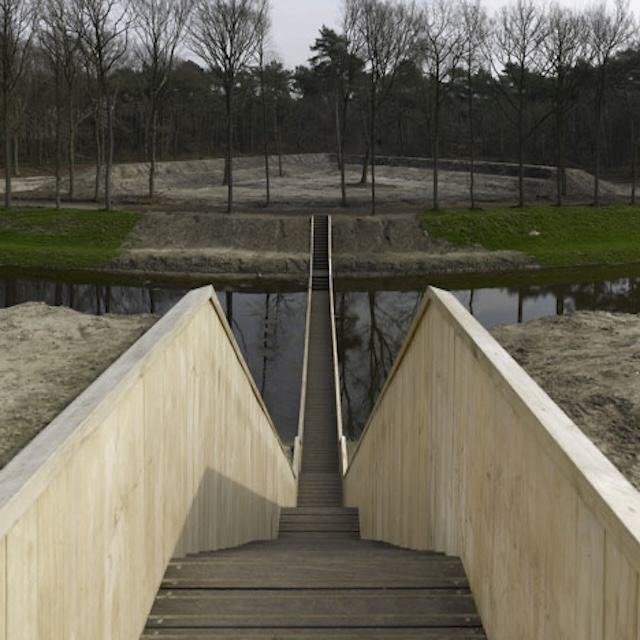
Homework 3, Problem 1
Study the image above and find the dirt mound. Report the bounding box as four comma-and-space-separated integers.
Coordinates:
492, 311, 640, 490
7, 154, 627, 209
0, 302, 156, 469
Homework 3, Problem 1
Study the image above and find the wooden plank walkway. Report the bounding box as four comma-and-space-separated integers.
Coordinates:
140, 216, 487, 639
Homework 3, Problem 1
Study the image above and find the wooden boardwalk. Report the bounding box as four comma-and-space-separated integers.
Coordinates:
141, 216, 487, 639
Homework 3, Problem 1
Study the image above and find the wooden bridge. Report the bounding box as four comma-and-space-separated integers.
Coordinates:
141, 216, 486, 637
2, 216, 640, 639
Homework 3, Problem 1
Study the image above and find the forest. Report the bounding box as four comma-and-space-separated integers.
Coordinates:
2, 0, 640, 210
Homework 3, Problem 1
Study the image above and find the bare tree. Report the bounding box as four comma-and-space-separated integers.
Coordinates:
189, 0, 269, 214
40, 0, 84, 208
587, 0, 635, 206
490, 0, 550, 208
419, 0, 464, 211
0, 0, 39, 209
543, 4, 589, 207
460, 0, 489, 210
255, 3, 271, 206
131, 0, 191, 198
74, 0, 130, 211
348, 0, 420, 215
311, 21, 363, 207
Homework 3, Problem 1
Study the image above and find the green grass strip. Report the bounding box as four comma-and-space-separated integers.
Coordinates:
0, 207, 141, 269
420, 205, 640, 266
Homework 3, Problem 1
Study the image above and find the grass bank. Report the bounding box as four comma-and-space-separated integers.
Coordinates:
0, 208, 141, 269
421, 205, 640, 266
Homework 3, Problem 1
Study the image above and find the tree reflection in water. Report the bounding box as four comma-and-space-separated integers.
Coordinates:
5, 272, 640, 445
336, 290, 423, 439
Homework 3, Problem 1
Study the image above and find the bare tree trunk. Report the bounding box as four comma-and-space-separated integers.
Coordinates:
517, 87, 525, 208
68, 106, 76, 199
432, 81, 440, 211
225, 82, 233, 213
4, 99, 12, 210
272, 104, 283, 177
12, 134, 19, 178
360, 143, 370, 184
94, 99, 103, 202
359, 109, 369, 184
335, 96, 347, 207
370, 84, 377, 215
468, 65, 476, 210
105, 92, 114, 210
55, 68, 62, 210
632, 118, 637, 206
149, 106, 157, 198
260, 68, 270, 206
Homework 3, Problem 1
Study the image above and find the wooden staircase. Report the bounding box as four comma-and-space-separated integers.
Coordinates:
140, 216, 487, 639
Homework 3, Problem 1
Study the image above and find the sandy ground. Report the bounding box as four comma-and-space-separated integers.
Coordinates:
2, 156, 638, 491
0, 303, 156, 470
492, 312, 640, 491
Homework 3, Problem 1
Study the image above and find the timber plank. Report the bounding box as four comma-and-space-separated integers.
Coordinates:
141, 628, 487, 639
162, 564, 468, 589
147, 588, 481, 628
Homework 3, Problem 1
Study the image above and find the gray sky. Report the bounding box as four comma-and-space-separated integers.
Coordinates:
270, 0, 640, 69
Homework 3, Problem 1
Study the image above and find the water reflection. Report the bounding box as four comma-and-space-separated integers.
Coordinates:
0, 275, 305, 443
1, 277, 187, 315
337, 275, 640, 438
453, 277, 640, 328
220, 292, 306, 443
5, 271, 640, 443
335, 291, 422, 439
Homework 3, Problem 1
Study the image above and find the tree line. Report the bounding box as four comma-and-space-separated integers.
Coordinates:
2, 0, 639, 212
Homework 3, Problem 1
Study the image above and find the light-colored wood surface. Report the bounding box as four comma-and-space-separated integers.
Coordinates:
344, 286, 640, 640
0, 286, 296, 640
0, 538, 4, 640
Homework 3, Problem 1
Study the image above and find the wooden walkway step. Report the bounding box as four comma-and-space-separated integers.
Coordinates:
142, 538, 486, 639
142, 630, 486, 639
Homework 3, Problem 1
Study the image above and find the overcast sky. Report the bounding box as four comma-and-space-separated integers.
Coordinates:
270, 0, 640, 69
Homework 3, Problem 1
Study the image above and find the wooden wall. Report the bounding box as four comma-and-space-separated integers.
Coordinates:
344, 286, 640, 639
0, 286, 297, 640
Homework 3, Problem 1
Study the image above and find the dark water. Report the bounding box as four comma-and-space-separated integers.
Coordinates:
334, 273, 640, 437
3, 267, 640, 441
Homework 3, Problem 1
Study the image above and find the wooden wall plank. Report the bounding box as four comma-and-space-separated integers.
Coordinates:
575, 498, 605, 640
604, 540, 639, 639
37, 470, 69, 639
143, 359, 167, 608
0, 537, 6, 640
6, 506, 38, 640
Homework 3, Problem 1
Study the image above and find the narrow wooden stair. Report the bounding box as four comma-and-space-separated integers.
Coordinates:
140, 215, 487, 639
